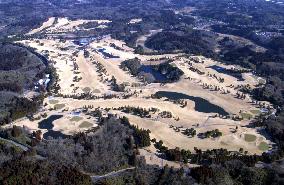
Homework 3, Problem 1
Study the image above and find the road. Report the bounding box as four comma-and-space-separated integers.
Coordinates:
0, 137, 29, 151
90, 167, 135, 182
0, 137, 46, 159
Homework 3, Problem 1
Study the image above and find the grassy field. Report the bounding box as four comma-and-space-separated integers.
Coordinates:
54, 104, 65, 110
258, 142, 269, 151
70, 116, 83, 122
49, 99, 59, 104
241, 113, 253, 120
244, 134, 257, 142
79, 121, 93, 128
93, 89, 101, 93
250, 110, 261, 115
82, 87, 91, 93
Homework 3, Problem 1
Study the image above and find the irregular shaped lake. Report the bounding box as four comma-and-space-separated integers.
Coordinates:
43, 130, 69, 140
97, 48, 119, 58
38, 115, 63, 129
38, 115, 69, 139
155, 91, 229, 115
139, 65, 167, 82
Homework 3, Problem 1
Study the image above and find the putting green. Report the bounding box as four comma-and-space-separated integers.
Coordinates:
250, 110, 261, 115
49, 99, 59, 104
220, 141, 228, 146
258, 142, 269, 151
82, 87, 91, 93
79, 121, 93, 128
244, 134, 257, 142
54, 104, 65, 110
241, 113, 253, 120
93, 89, 101, 93
70, 116, 83, 122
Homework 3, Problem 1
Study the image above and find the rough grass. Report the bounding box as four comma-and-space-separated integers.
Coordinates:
49, 99, 59, 104
70, 116, 83, 122
258, 142, 269, 151
244, 134, 257, 142
54, 104, 65, 110
241, 113, 253, 120
79, 121, 93, 128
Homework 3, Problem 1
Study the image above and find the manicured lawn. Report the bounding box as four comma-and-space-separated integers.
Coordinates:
82, 87, 91, 93
49, 99, 59, 104
244, 134, 257, 142
93, 89, 101, 93
258, 142, 269, 151
54, 104, 65, 110
70, 116, 83, 122
79, 121, 93, 128
241, 113, 253, 120
220, 141, 228, 146
250, 110, 261, 115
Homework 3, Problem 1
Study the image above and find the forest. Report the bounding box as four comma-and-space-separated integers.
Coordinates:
0, 116, 197, 185
121, 58, 184, 83
145, 28, 217, 58
0, 43, 47, 125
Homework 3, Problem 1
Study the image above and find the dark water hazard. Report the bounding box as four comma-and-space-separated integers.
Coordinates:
73, 37, 97, 46
139, 65, 167, 82
38, 115, 63, 129
97, 48, 119, 58
43, 130, 69, 139
38, 115, 69, 139
208, 65, 244, 81
155, 91, 229, 115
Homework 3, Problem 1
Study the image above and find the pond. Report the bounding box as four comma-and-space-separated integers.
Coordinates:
73, 39, 89, 46
38, 115, 69, 139
97, 48, 119, 58
38, 115, 63, 129
43, 130, 69, 139
155, 91, 229, 115
208, 65, 244, 81
139, 65, 167, 82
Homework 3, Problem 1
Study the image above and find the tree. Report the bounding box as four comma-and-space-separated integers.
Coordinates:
239, 167, 269, 185
11, 126, 22, 137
